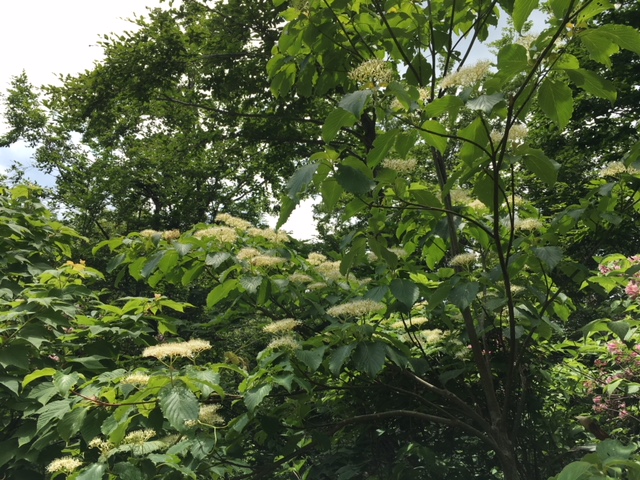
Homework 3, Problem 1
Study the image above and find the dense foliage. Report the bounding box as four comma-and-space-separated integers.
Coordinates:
1, 0, 640, 479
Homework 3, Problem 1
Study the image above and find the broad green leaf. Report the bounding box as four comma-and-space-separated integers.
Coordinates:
338, 90, 372, 117
538, 78, 573, 130
206, 280, 240, 308
329, 344, 355, 376
23, 368, 57, 388
77, 463, 108, 480
244, 384, 272, 412
577, 0, 612, 22
182, 264, 204, 286
597, 24, 640, 55
566, 69, 616, 103
409, 184, 442, 208
296, 346, 328, 372
322, 108, 357, 142
321, 178, 343, 211
334, 165, 375, 195
367, 129, 400, 166
354, 342, 387, 377
390, 278, 420, 309
555, 461, 595, 480
521, 147, 560, 186
554, 54, 580, 70
240, 275, 263, 294
533, 246, 563, 270
36, 399, 71, 433
419, 120, 448, 154
513, 0, 538, 32
286, 163, 319, 199
53, 372, 81, 396
159, 386, 199, 432
58, 407, 87, 442
466, 94, 505, 114
141, 251, 164, 278
423, 95, 464, 118
548, 0, 571, 19
450, 282, 480, 310
609, 320, 630, 341
497, 44, 529, 81
579, 30, 620, 67
277, 195, 297, 229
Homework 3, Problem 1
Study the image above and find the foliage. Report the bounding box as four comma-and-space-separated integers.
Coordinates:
1, 0, 640, 478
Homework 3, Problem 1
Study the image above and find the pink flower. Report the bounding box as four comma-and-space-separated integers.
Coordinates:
626, 280, 640, 298
629, 255, 640, 264
599, 264, 611, 275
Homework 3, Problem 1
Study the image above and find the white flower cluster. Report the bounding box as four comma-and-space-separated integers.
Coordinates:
598, 161, 640, 178
307, 252, 328, 265
247, 227, 290, 243
382, 158, 418, 173
266, 335, 300, 350
348, 59, 395, 87
440, 60, 492, 89
327, 299, 385, 318
490, 123, 528, 146
194, 226, 238, 243
449, 253, 477, 267
142, 339, 211, 360
263, 318, 301, 334
46, 457, 83, 473
121, 372, 151, 386
514, 218, 543, 231
250, 255, 287, 268
215, 213, 253, 230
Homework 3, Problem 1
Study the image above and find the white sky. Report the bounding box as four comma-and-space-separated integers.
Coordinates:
0, 0, 319, 240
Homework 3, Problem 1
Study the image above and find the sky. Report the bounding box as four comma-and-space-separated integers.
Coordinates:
0, 0, 319, 240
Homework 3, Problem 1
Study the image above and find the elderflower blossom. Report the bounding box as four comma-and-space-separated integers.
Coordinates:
517, 34, 538, 50
490, 124, 528, 146
599, 161, 631, 178
250, 255, 287, 268
162, 229, 181, 241
389, 247, 408, 258
391, 316, 429, 329
307, 282, 328, 290
449, 253, 477, 267
236, 247, 261, 260
266, 335, 300, 350
421, 328, 444, 343
288, 273, 314, 283
418, 87, 432, 104
515, 218, 544, 231
142, 339, 211, 360
194, 226, 238, 243
449, 189, 472, 205
263, 318, 301, 334
46, 457, 82, 474
246, 227, 290, 243
215, 213, 252, 230
316, 261, 343, 281
89, 437, 114, 454
123, 429, 156, 445
121, 373, 151, 386
439, 60, 492, 89
199, 404, 224, 425
348, 59, 395, 87
468, 199, 487, 210
327, 299, 385, 317
382, 158, 418, 173
140, 229, 160, 238
307, 252, 328, 265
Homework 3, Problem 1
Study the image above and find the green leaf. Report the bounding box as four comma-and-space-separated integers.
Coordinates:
329, 344, 355, 376
419, 120, 448, 154
321, 178, 343, 211
182, 264, 204, 286
141, 251, 164, 279
566, 69, 617, 103
296, 346, 328, 372
206, 280, 239, 308
521, 147, 560, 186
466, 93, 505, 114
555, 461, 596, 480
322, 108, 357, 142
609, 320, 630, 341
334, 165, 375, 195
513, 0, 538, 32
579, 30, 620, 67
159, 386, 199, 432
548, 0, 571, 19
597, 24, 640, 55
244, 384, 272, 412
240, 275, 263, 294
450, 282, 480, 310
390, 279, 420, 309
538, 78, 573, 130
366, 129, 399, 166
36, 399, 71, 433
23, 368, 57, 388
77, 463, 108, 480
533, 246, 563, 270
353, 342, 386, 377
58, 407, 88, 442
338, 90, 372, 117
277, 195, 298, 230
423, 95, 463, 118
497, 44, 529, 81
54, 372, 81, 396
286, 163, 319, 199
